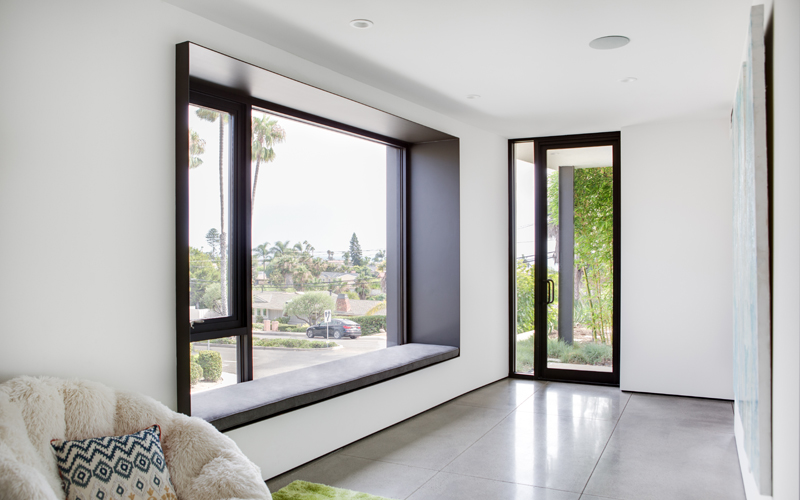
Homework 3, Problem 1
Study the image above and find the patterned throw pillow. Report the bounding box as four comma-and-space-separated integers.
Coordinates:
51, 425, 177, 500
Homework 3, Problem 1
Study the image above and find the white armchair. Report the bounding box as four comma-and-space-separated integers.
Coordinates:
0, 376, 271, 500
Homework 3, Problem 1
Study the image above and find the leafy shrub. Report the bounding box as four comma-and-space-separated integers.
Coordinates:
207, 337, 236, 344
255, 315, 264, 323
276, 317, 289, 324
189, 358, 203, 386
346, 291, 359, 300
349, 315, 387, 335
254, 338, 337, 349
197, 350, 222, 382
578, 342, 613, 365
277, 324, 307, 333
547, 338, 612, 366
252, 323, 263, 331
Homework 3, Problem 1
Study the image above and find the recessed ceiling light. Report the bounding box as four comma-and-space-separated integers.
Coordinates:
349, 19, 373, 29
466, 94, 481, 99
620, 77, 638, 83
589, 36, 630, 50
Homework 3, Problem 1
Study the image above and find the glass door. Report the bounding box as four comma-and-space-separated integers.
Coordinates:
511, 133, 620, 385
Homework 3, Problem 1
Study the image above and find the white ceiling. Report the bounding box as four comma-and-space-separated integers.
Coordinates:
167, 0, 753, 138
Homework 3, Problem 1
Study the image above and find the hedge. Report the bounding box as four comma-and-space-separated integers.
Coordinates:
348, 315, 386, 335
277, 324, 308, 333
254, 338, 338, 349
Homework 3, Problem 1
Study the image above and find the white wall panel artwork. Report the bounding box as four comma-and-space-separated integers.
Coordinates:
731, 4, 771, 497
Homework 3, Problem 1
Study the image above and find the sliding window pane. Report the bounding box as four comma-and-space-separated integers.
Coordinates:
188, 105, 233, 320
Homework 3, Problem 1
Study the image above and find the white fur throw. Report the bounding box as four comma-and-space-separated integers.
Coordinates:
0, 376, 271, 500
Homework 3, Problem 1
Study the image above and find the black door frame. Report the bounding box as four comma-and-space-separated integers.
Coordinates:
508, 132, 621, 385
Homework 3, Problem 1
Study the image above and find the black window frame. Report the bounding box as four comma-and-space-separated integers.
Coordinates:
176, 42, 462, 424
507, 132, 621, 386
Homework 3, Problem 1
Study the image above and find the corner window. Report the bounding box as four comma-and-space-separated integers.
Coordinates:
176, 42, 461, 427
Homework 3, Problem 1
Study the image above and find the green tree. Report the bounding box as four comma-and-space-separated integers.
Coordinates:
284, 292, 335, 326
269, 240, 294, 259
516, 261, 536, 334
349, 233, 364, 266
253, 241, 271, 271
189, 130, 205, 168
206, 228, 220, 258
373, 250, 385, 263
251, 114, 286, 215
195, 106, 230, 316
354, 268, 372, 300
200, 282, 222, 314
342, 251, 351, 266
189, 246, 220, 307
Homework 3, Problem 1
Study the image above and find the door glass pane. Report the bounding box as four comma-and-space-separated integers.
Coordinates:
250, 107, 388, 380
514, 142, 535, 374
546, 146, 614, 372
188, 105, 233, 320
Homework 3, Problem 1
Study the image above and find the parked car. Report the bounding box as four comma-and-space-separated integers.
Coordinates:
306, 319, 362, 339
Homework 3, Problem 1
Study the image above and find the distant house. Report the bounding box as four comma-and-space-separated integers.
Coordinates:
334, 294, 385, 317
319, 271, 357, 284
251, 291, 385, 325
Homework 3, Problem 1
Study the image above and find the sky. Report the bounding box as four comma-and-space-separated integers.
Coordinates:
189, 106, 387, 261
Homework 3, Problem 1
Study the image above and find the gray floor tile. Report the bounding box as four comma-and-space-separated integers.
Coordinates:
516, 382, 631, 421
622, 393, 733, 432
584, 414, 745, 500
407, 472, 581, 500
267, 452, 436, 500
443, 410, 616, 492
452, 378, 546, 411
340, 401, 510, 470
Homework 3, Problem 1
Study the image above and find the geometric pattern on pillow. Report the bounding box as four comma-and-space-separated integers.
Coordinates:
51, 425, 176, 500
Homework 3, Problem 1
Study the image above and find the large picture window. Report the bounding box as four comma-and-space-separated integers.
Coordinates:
176, 42, 461, 430
188, 101, 392, 395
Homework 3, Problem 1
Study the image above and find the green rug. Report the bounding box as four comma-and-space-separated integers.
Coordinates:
272, 480, 397, 500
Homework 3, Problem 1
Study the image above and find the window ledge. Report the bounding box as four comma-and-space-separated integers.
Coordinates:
192, 343, 459, 431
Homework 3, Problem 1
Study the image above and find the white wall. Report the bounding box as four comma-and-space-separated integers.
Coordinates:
0, 0, 509, 478
621, 118, 734, 399
766, 0, 800, 498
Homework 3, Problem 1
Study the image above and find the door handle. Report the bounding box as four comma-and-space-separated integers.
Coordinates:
546, 279, 555, 305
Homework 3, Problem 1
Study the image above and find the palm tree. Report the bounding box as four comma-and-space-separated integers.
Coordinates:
189, 130, 205, 169
269, 240, 293, 259
354, 270, 372, 300
251, 114, 286, 215
196, 107, 230, 316
253, 242, 271, 272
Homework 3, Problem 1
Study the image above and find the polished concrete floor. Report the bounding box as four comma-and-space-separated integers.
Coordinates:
267, 378, 745, 500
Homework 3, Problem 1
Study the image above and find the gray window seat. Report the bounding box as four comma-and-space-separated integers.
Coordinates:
192, 343, 459, 431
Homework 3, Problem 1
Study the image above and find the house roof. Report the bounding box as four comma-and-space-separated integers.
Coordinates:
252, 291, 306, 311
251, 291, 384, 316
